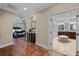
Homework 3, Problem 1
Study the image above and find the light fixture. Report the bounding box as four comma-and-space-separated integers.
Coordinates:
19, 20, 22, 23
24, 7, 27, 10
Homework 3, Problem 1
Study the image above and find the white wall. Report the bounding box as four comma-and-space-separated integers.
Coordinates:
0, 12, 16, 48
25, 17, 31, 32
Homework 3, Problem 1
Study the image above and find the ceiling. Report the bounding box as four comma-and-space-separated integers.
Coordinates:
0, 9, 11, 15
0, 3, 56, 17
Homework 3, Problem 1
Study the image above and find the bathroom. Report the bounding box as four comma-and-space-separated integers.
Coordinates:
48, 8, 78, 56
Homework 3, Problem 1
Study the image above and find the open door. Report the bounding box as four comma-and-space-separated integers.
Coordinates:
76, 11, 79, 55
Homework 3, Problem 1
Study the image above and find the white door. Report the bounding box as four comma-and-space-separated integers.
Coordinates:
48, 16, 58, 48
48, 16, 54, 48
76, 11, 79, 52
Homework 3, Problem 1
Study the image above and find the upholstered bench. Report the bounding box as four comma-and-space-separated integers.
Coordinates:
58, 35, 69, 42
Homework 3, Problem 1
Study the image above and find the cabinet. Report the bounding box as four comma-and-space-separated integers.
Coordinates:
27, 32, 36, 43
58, 31, 76, 39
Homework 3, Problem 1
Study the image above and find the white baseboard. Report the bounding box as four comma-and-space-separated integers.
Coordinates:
0, 42, 14, 48
36, 42, 49, 49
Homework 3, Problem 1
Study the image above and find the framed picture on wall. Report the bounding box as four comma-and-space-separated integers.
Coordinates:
70, 22, 76, 31
58, 23, 65, 31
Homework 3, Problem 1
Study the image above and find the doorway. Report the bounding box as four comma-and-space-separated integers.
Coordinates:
12, 17, 26, 39
48, 8, 77, 56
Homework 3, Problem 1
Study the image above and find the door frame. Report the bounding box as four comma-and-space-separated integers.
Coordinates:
48, 7, 78, 55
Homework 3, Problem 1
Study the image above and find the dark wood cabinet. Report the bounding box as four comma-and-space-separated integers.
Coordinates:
58, 31, 76, 39
27, 32, 36, 43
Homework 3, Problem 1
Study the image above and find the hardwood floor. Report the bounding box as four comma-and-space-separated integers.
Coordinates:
0, 36, 63, 56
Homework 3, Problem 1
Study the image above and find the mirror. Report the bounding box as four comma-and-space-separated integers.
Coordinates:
58, 23, 65, 31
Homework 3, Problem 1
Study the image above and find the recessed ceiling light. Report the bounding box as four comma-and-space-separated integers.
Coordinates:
19, 20, 22, 23
24, 7, 27, 10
